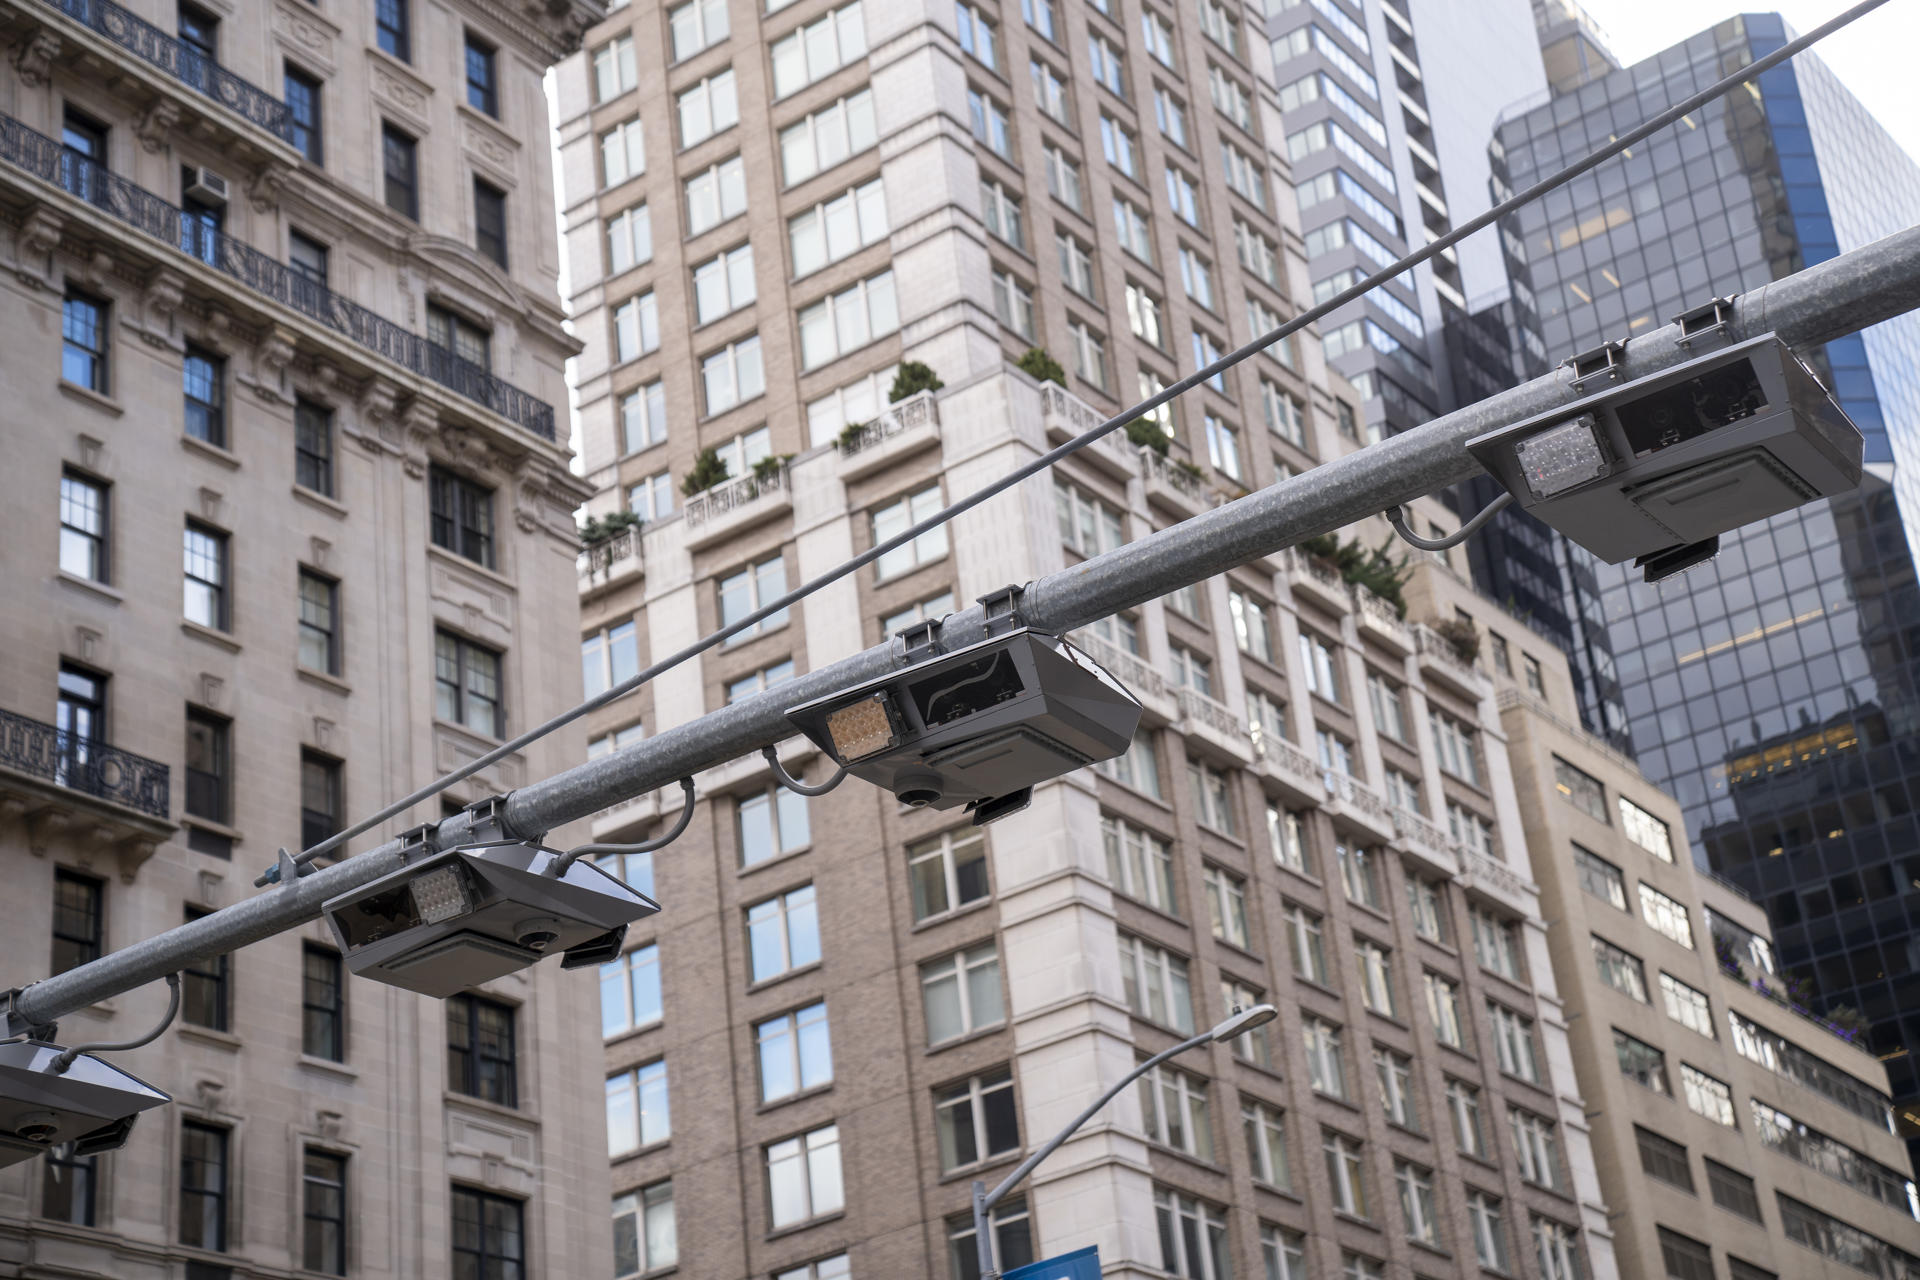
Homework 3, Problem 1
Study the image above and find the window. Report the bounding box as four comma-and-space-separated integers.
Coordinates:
53, 666, 103, 801
783, 88, 877, 184
670, 0, 728, 59
737, 786, 809, 867
381, 124, 417, 219
434, 631, 503, 738
771, 2, 866, 97
992, 268, 1035, 339
1336, 843, 1380, 910
1203, 867, 1248, 948
1446, 1079, 1485, 1158
606, 1059, 671, 1155
1103, 816, 1177, 914
1354, 939, 1395, 1017
1703, 1158, 1761, 1222
1043, 141, 1082, 210
1634, 1126, 1692, 1191
623, 386, 669, 458
980, 179, 1024, 250
1204, 415, 1241, 479
1406, 875, 1447, 942
285, 65, 323, 163
1324, 1131, 1369, 1218
184, 707, 232, 829
1523, 653, 1545, 695
451, 1188, 525, 1280
298, 750, 342, 857
1490, 1002, 1539, 1081
1220, 140, 1267, 210
613, 1181, 678, 1277
1466, 1191, 1507, 1272
910, 829, 989, 921
700, 336, 764, 413
1222, 977, 1270, 1065
1165, 166, 1201, 226
1395, 1161, 1440, 1245
677, 69, 738, 147
1030, 56, 1072, 125
1430, 712, 1480, 785
1140, 7, 1175, 64
601, 206, 653, 279
1680, 1064, 1734, 1126
1112, 196, 1153, 264
1552, 756, 1607, 820
1117, 934, 1192, 1033
374, 0, 409, 58
1727, 1262, 1776, 1280
51, 869, 103, 974
1269, 806, 1312, 877
302, 944, 344, 1061
1155, 1187, 1231, 1280
180, 522, 228, 631
1248, 691, 1287, 754
1423, 973, 1464, 1048
767, 1124, 843, 1227
1097, 731, 1163, 799
179, 1121, 229, 1251
789, 178, 887, 279
1299, 631, 1342, 703
1284, 903, 1328, 985
1101, 114, 1140, 180
966, 87, 1013, 160
1023, 0, 1057, 39
428, 304, 490, 371
1243, 1102, 1289, 1187
1056, 234, 1097, 302
756, 1001, 832, 1102
297, 570, 340, 676
956, 1, 999, 69
594, 34, 637, 101
880, 590, 955, 638
1780, 1195, 1919, 1276
601, 943, 661, 1036
1154, 86, 1189, 150
302, 1150, 347, 1274
59, 470, 108, 582
1302, 1018, 1345, 1097
1375, 1048, 1418, 1130
1659, 973, 1714, 1038
718, 554, 788, 641
1592, 935, 1647, 1002
447, 994, 517, 1106
1532, 1217, 1583, 1280
429, 467, 495, 567
1659, 1228, 1714, 1280
601, 116, 645, 187
464, 35, 497, 116
1084, 34, 1124, 98
1574, 845, 1626, 909
798, 269, 898, 368
295, 398, 334, 496
1509, 1108, 1561, 1190
1619, 797, 1674, 862
1639, 884, 1694, 949
872, 484, 949, 578
1752, 1098, 1915, 1211
613, 291, 659, 363
937, 1068, 1019, 1171
1614, 1028, 1670, 1094
41, 1145, 96, 1226
1187, 761, 1236, 835
686, 155, 748, 234
922, 944, 1003, 1042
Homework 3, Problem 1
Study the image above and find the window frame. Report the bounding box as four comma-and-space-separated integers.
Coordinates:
302, 942, 345, 1061
58, 468, 109, 583
434, 629, 504, 739
450, 1186, 527, 1279
179, 1119, 230, 1251
446, 992, 518, 1107
380, 122, 419, 219
302, 1148, 348, 1275
428, 466, 496, 568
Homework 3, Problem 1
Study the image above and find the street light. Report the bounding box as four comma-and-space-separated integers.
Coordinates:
969, 1004, 1278, 1280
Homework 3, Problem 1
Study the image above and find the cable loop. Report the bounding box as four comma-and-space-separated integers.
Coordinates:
762, 747, 849, 797
1385, 492, 1513, 551
45, 973, 180, 1074
548, 778, 698, 877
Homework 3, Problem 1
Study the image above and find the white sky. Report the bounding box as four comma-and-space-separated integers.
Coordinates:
1575, 1, 1920, 162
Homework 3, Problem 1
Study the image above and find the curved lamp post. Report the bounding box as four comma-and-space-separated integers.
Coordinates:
970, 1003, 1279, 1279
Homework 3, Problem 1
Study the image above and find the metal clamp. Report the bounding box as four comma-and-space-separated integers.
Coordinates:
0, 986, 55, 1044
978, 584, 1029, 638
899, 618, 945, 663
1564, 340, 1627, 391
394, 822, 441, 867
1673, 296, 1737, 349
457, 795, 518, 845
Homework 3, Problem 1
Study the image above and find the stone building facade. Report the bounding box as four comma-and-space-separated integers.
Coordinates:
0, 0, 607, 1276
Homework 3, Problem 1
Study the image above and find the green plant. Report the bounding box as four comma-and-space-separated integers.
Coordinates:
1298, 534, 1412, 618
751, 453, 792, 484
1826, 1004, 1871, 1036
1124, 418, 1171, 455
681, 447, 730, 496
837, 421, 870, 449
889, 361, 944, 402
1174, 459, 1206, 482
1016, 346, 1067, 385
1431, 616, 1480, 664
578, 509, 641, 547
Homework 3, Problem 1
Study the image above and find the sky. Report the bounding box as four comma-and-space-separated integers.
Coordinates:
1577, 1, 1920, 162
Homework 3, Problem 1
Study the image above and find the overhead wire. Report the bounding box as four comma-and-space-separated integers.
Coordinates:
257, 0, 1891, 888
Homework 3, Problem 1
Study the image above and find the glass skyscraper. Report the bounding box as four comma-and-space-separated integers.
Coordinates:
1489, 13, 1920, 1164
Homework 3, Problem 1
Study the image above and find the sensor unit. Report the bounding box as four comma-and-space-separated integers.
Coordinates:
1465, 334, 1863, 581
322, 840, 660, 997
0, 1042, 169, 1169
786, 628, 1143, 824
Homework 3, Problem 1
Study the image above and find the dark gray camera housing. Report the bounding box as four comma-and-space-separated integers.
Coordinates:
0, 1042, 170, 1169
1466, 334, 1862, 580
786, 628, 1142, 823
321, 841, 660, 998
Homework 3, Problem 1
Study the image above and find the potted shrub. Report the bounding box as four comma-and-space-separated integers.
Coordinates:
1431, 616, 1480, 664
888, 361, 944, 402
751, 454, 791, 486
837, 421, 870, 450
578, 509, 641, 548
681, 448, 730, 497
1124, 418, 1171, 456
1016, 347, 1067, 385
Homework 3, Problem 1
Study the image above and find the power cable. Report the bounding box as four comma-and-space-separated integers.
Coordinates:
1386, 493, 1513, 551
43, 974, 180, 1074
257, 0, 1889, 888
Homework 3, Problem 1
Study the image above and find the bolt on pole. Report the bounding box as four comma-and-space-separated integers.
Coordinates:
11, 222, 1920, 1033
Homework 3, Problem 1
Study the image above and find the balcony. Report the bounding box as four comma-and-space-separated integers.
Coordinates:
682, 464, 791, 550
1391, 805, 1458, 876
1076, 633, 1176, 726
578, 525, 643, 597
1140, 449, 1220, 519
0, 707, 173, 876
0, 115, 557, 441
1457, 845, 1535, 910
837, 390, 939, 481
1283, 547, 1350, 616
1175, 686, 1252, 763
1039, 382, 1139, 480
1322, 771, 1396, 844
1413, 623, 1484, 698
1353, 588, 1412, 655
12, 0, 296, 156
1250, 731, 1324, 806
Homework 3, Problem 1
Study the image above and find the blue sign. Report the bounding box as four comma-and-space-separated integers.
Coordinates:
1002, 1246, 1100, 1280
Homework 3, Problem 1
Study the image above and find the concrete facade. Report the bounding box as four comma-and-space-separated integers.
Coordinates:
0, 0, 607, 1276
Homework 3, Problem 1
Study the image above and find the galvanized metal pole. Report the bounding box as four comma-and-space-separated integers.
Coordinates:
11, 223, 1920, 1032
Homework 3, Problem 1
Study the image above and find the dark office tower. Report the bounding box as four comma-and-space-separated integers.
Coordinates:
1490, 13, 1920, 1165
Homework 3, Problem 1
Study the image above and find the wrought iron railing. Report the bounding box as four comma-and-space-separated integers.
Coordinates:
0, 115, 557, 440
41, 0, 294, 143
577, 525, 643, 581
683, 464, 789, 527
839, 390, 938, 457
0, 708, 169, 818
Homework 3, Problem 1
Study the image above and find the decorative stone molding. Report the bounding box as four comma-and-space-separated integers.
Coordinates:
22, 206, 63, 259
76, 434, 104, 472
311, 716, 335, 750
12, 30, 60, 87
317, 1108, 344, 1141
252, 324, 298, 401
73, 625, 102, 663
199, 673, 225, 711
308, 536, 332, 571
198, 487, 224, 524
273, 1, 339, 68
144, 267, 186, 332
247, 164, 289, 215
369, 57, 432, 129
115, 836, 158, 884
27, 808, 70, 858
135, 98, 181, 154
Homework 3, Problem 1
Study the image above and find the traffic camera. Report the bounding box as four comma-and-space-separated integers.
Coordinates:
0, 1041, 169, 1168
